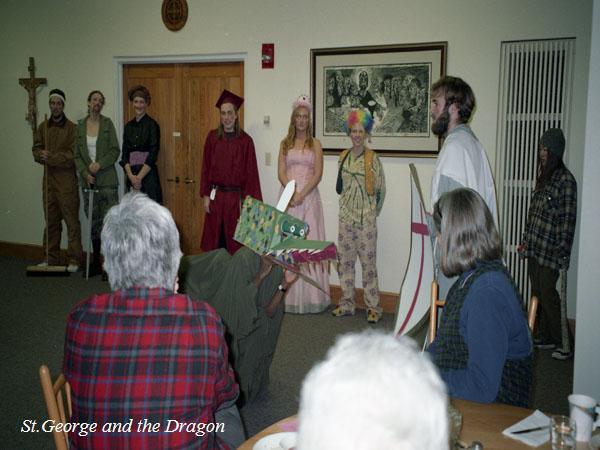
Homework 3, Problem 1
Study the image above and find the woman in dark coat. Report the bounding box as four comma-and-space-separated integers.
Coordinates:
520, 128, 577, 360
120, 85, 162, 203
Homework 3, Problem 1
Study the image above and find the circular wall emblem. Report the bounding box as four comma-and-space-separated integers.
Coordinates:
162, 0, 188, 31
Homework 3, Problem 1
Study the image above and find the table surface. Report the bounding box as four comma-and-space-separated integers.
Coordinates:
238, 399, 596, 449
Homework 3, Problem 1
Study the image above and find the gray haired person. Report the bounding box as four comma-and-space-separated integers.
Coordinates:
102, 192, 182, 290
297, 330, 449, 450
63, 192, 244, 449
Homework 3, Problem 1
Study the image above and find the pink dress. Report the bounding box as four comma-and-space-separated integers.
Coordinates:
281, 148, 330, 313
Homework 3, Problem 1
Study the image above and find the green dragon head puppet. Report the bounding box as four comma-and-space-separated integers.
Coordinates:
234, 191, 337, 268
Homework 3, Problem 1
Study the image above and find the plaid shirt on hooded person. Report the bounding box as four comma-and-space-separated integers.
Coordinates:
63, 287, 239, 450
522, 166, 577, 271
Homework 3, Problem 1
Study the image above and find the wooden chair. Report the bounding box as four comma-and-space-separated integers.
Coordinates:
39, 365, 71, 450
428, 283, 540, 345
428, 280, 445, 345
528, 295, 539, 333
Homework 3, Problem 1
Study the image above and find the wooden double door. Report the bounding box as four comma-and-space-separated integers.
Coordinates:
123, 62, 244, 255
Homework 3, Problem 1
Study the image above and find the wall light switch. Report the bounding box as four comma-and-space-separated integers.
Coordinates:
265, 152, 272, 166
263, 115, 270, 125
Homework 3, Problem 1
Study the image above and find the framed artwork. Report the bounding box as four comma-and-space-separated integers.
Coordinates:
311, 42, 447, 157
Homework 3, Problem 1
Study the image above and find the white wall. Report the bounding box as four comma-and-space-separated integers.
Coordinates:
573, 0, 600, 401
0, 0, 592, 302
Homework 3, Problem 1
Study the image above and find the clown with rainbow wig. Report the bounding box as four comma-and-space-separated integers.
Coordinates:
332, 108, 386, 323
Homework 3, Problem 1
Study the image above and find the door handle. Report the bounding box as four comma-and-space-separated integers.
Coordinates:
167, 176, 180, 183
184, 178, 195, 184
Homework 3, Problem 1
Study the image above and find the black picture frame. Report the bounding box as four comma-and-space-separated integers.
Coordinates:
311, 42, 447, 157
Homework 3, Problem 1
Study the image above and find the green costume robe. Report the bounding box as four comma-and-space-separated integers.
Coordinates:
180, 248, 284, 404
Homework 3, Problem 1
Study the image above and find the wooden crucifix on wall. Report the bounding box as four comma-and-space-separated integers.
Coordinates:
19, 57, 47, 141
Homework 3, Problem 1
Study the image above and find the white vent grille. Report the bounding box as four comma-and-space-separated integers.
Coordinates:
495, 38, 575, 305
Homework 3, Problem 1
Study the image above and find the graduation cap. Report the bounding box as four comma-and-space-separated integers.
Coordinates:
215, 89, 244, 110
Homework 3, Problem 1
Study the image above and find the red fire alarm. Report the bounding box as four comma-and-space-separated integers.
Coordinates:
262, 43, 275, 69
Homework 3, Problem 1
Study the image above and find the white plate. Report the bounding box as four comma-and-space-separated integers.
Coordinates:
253, 431, 297, 450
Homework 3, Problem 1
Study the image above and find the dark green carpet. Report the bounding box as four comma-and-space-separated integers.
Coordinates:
0, 255, 572, 449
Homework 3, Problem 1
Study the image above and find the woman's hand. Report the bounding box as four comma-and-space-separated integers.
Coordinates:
291, 191, 305, 207
86, 174, 96, 185
128, 173, 142, 190
88, 162, 100, 174
203, 196, 211, 213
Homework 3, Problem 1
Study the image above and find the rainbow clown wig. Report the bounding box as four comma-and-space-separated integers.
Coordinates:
344, 108, 374, 135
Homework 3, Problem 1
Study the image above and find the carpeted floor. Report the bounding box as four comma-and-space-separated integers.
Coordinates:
0, 255, 573, 449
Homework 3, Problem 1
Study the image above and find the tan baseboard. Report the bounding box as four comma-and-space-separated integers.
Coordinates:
330, 285, 398, 314
6, 241, 575, 327
0, 241, 77, 262
0, 241, 46, 260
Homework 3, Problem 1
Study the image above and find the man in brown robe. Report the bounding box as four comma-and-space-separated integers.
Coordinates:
32, 89, 82, 271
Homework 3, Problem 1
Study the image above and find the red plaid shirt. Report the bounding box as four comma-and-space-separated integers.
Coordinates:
63, 287, 239, 449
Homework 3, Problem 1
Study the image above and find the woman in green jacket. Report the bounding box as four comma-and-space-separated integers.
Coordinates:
74, 90, 120, 277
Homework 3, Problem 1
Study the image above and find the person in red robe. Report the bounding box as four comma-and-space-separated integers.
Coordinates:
200, 90, 262, 254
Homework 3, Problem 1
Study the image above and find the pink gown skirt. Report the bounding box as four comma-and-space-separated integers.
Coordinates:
280, 148, 330, 313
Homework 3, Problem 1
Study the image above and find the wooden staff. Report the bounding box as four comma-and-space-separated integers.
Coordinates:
44, 114, 49, 264
559, 267, 571, 354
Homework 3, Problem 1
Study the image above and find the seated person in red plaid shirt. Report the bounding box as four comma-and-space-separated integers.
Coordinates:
63, 192, 243, 449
